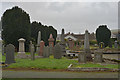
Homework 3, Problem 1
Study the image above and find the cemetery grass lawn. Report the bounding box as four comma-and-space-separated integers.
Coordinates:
2, 54, 118, 70
72, 63, 118, 69
2, 55, 77, 69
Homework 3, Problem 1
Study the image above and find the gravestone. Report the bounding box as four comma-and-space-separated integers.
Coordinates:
17, 38, 27, 58
30, 41, 35, 60
99, 42, 105, 49
39, 41, 45, 56
68, 39, 74, 50
84, 30, 92, 61
114, 40, 118, 48
78, 51, 86, 63
43, 46, 50, 58
2, 44, 5, 55
48, 34, 54, 47
5, 44, 16, 64
54, 43, 62, 59
36, 31, 41, 54
0, 39, 2, 55
49, 44, 54, 55
60, 28, 66, 56
94, 49, 103, 63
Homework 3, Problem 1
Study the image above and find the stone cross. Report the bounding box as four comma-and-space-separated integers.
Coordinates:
36, 31, 41, 54
94, 49, 103, 63
84, 30, 92, 61
54, 43, 62, 59
30, 41, 35, 60
5, 44, 16, 64
78, 51, 86, 63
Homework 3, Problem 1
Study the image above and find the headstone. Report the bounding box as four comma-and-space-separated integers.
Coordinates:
94, 49, 103, 63
61, 29, 65, 42
78, 51, 86, 63
2, 44, 5, 55
114, 40, 118, 48
54, 43, 62, 59
60, 28, 66, 56
0, 39, 2, 55
48, 34, 54, 47
30, 41, 35, 60
5, 44, 16, 64
17, 38, 27, 58
49, 44, 54, 55
43, 46, 50, 58
76, 45, 79, 51
36, 31, 41, 54
39, 41, 45, 56
99, 42, 105, 49
68, 39, 74, 50
84, 30, 92, 61
29, 41, 32, 52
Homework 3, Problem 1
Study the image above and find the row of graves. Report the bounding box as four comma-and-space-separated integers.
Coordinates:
3, 31, 66, 64
3, 29, 105, 65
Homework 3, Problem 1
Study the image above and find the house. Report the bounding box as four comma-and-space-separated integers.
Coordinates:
56, 32, 96, 41
111, 29, 120, 40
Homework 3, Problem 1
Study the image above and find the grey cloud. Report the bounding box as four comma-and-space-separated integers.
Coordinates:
1, 2, 118, 34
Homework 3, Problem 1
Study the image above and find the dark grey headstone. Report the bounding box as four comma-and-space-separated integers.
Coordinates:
30, 42, 35, 60
54, 43, 62, 59
43, 46, 50, 58
5, 44, 16, 64
78, 51, 86, 63
94, 49, 103, 63
49, 44, 54, 55
114, 40, 118, 48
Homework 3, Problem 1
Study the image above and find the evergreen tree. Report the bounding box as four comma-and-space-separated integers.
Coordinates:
96, 25, 111, 47
1, 6, 31, 51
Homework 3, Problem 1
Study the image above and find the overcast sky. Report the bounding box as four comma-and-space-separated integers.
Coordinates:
0, 1, 118, 34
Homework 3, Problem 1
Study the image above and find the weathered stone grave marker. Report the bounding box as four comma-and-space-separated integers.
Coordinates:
78, 51, 86, 63
30, 41, 35, 60
36, 31, 41, 54
84, 30, 92, 61
114, 40, 118, 48
54, 43, 62, 59
17, 38, 27, 58
94, 49, 103, 63
5, 44, 16, 64
39, 41, 45, 56
48, 34, 54, 47
43, 46, 50, 58
49, 44, 54, 55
